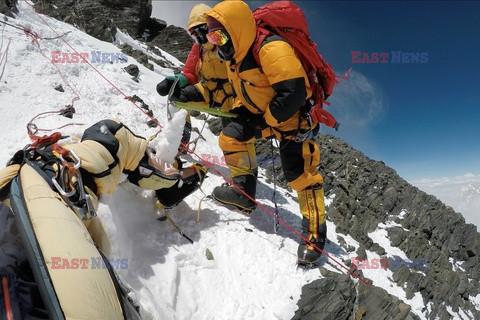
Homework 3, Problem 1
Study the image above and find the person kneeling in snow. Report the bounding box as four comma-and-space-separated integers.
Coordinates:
0, 119, 206, 319
1, 119, 206, 211
67, 119, 206, 207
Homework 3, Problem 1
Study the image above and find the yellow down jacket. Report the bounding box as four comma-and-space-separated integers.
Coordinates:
184, 3, 233, 111
207, 1, 313, 134
65, 120, 148, 195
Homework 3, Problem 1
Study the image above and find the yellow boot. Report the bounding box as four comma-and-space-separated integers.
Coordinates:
296, 184, 327, 266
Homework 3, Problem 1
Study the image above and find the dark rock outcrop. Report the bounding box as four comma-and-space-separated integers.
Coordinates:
33, 0, 161, 42
124, 64, 140, 77
293, 270, 356, 320
293, 269, 420, 320
147, 25, 193, 63
32, 0, 193, 64
289, 134, 480, 319
0, 0, 18, 17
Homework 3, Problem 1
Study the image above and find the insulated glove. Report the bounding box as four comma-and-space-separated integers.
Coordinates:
155, 163, 207, 208
156, 74, 188, 96
127, 150, 181, 190
229, 105, 252, 123
247, 114, 268, 131
242, 114, 268, 138
229, 106, 268, 138
171, 85, 204, 103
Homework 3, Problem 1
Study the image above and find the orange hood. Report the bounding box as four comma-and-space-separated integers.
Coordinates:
207, 1, 257, 63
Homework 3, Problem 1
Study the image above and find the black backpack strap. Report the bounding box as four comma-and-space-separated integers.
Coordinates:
9, 177, 65, 319
0, 202, 50, 319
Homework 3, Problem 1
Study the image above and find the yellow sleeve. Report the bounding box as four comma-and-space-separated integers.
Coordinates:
259, 40, 307, 86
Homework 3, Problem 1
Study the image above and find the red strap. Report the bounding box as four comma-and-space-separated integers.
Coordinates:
337, 67, 352, 81
51, 144, 76, 174
252, 27, 271, 67
311, 105, 339, 129
2, 277, 14, 320
52, 143, 70, 158
29, 132, 63, 148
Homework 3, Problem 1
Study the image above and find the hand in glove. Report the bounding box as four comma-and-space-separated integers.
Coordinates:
156, 74, 188, 96
127, 150, 181, 190
230, 107, 268, 138
171, 85, 205, 103
155, 163, 207, 209
246, 114, 268, 131
230, 107, 268, 133
247, 114, 268, 138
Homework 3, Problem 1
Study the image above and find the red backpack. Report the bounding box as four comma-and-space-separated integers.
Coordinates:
252, 1, 343, 130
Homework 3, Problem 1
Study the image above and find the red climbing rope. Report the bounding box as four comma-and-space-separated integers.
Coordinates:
0, 39, 11, 67
187, 146, 371, 286
23, 0, 163, 130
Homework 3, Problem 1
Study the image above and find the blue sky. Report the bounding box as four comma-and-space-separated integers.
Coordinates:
152, 1, 480, 181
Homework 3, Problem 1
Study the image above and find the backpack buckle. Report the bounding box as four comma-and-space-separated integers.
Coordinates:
295, 129, 312, 143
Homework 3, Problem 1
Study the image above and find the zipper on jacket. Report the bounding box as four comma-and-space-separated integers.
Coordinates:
240, 81, 263, 113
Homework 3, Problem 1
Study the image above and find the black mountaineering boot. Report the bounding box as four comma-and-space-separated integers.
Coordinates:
297, 220, 327, 267
155, 163, 206, 209
211, 174, 257, 214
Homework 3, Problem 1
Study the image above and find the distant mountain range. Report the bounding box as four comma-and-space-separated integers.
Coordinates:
412, 174, 480, 229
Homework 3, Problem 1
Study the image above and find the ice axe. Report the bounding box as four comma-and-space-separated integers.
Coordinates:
166, 77, 179, 121
174, 101, 239, 118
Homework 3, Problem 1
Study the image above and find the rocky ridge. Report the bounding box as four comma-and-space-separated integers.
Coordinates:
0, 0, 18, 17
290, 134, 480, 319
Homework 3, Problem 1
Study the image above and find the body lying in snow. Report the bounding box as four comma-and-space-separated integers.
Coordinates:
0, 119, 206, 320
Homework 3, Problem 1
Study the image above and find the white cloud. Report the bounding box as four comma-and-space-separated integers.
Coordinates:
327, 70, 385, 128
411, 173, 480, 229
413, 173, 480, 188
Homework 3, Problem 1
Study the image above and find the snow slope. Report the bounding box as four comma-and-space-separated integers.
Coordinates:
0, 3, 474, 319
